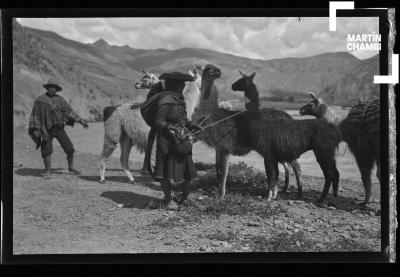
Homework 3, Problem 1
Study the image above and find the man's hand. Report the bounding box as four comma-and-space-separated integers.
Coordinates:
167, 124, 180, 134
79, 119, 89, 129
189, 122, 204, 132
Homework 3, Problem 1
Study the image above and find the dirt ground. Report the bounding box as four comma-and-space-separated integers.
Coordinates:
13, 127, 381, 254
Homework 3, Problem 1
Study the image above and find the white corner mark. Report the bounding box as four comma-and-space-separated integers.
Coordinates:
374, 54, 399, 84
329, 1, 355, 31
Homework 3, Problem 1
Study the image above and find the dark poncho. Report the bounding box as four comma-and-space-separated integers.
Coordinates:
28, 93, 80, 147
151, 90, 197, 184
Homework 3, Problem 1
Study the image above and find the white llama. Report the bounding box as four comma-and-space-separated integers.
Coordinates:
99, 67, 202, 183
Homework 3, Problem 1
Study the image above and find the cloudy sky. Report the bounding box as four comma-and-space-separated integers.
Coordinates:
17, 17, 379, 60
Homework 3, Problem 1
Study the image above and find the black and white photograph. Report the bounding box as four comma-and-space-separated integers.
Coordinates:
2, 7, 397, 262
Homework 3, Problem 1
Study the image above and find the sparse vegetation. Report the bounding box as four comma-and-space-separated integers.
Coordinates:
194, 162, 215, 171
182, 193, 287, 219
196, 162, 267, 190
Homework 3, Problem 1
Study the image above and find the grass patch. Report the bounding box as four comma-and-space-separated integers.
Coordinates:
196, 162, 268, 192
238, 231, 316, 252
183, 193, 287, 219
201, 230, 317, 252
194, 162, 215, 171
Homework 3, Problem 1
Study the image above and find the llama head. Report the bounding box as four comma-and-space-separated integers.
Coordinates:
134, 70, 159, 89
231, 70, 256, 92
299, 92, 327, 117
189, 64, 203, 90
202, 64, 221, 80
194, 62, 204, 76
201, 64, 221, 100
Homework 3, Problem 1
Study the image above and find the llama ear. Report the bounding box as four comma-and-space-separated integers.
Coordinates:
249, 72, 256, 80
309, 92, 318, 100
195, 63, 203, 70
142, 70, 149, 75
238, 69, 246, 77
188, 70, 195, 77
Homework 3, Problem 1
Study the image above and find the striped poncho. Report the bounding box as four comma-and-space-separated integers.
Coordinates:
28, 93, 81, 146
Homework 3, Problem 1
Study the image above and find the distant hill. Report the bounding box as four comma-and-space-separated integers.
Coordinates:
13, 19, 145, 127
319, 54, 380, 106
13, 19, 379, 127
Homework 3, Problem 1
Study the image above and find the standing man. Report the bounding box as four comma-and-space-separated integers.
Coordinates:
28, 77, 89, 179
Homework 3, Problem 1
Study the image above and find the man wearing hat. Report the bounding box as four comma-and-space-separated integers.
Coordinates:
28, 77, 89, 179
149, 71, 203, 210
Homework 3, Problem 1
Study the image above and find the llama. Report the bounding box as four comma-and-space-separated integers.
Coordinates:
192, 65, 303, 199
231, 70, 302, 195
99, 67, 202, 183
135, 70, 161, 90
299, 92, 380, 205
241, 115, 341, 202
229, 72, 341, 202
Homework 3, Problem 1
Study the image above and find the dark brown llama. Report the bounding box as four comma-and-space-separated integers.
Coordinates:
241, 116, 341, 202
231, 70, 302, 195
192, 65, 303, 198
299, 93, 380, 205
229, 75, 341, 202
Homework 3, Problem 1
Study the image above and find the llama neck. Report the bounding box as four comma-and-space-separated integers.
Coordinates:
182, 78, 201, 120
192, 77, 219, 122
244, 83, 260, 108
319, 104, 342, 126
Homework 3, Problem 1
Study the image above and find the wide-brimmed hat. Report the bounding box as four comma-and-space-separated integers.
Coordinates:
43, 77, 62, 91
159, 71, 195, 82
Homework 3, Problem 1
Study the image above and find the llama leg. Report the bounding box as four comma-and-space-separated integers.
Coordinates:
273, 163, 279, 199
376, 158, 381, 183
281, 163, 289, 193
264, 159, 277, 201
215, 148, 229, 197
354, 153, 374, 205
290, 160, 302, 198
120, 135, 134, 183
220, 151, 230, 198
315, 154, 334, 204
215, 149, 222, 191
215, 148, 221, 185
99, 138, 117, 183
331, 159, 340, 198
280, 162, 290, 194
316, 167, 331, 204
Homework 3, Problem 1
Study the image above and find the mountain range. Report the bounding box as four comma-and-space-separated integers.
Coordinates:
12, 19, 380, 127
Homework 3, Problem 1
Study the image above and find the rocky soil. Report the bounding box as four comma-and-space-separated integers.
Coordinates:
13, 127, 381, 254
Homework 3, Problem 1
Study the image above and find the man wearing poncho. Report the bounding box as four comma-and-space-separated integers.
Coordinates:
28, 77, 89, 179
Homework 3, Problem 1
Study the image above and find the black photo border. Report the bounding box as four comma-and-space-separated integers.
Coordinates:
1, 8, 394, 264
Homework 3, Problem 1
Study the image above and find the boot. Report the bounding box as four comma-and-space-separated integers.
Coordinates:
161, 180, 177, 210
43, 155, 52, 179
179, 181, 198, 207
67, 153, 81, 174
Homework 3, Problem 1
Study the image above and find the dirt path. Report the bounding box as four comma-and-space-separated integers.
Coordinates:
13, 127, 381, 254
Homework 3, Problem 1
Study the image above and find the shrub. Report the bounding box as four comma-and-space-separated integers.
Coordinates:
196, 162, 267, 191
